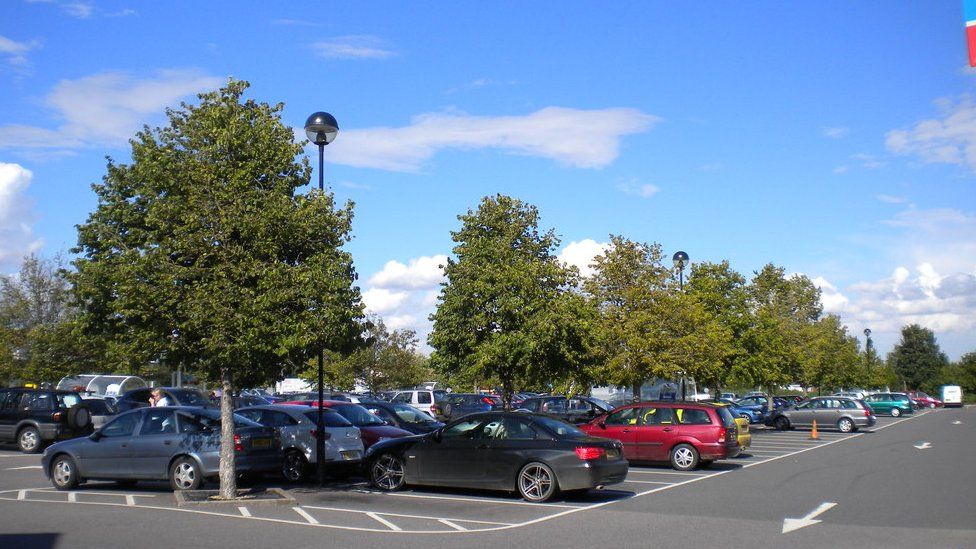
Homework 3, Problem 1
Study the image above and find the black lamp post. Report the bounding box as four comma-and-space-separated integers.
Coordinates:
304, 111, 338, 487
672, 251, 689, 400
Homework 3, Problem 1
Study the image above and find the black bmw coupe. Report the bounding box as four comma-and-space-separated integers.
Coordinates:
364, 411, 628, 502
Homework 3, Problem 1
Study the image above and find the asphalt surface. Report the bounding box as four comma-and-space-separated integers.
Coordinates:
0, 406, 973, 549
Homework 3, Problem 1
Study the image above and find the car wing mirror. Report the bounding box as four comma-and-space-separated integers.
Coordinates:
598, 421, 606, 430
89, 431, 103, 442
432, 429, 442, 442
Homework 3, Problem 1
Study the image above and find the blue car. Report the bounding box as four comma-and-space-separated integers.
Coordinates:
719, 399, 763, 423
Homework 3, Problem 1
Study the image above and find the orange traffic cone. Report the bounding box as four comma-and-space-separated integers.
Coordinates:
810, 420, 820, 440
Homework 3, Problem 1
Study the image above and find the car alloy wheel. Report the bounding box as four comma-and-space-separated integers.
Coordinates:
169, 457, 202, 491
837, 418, 855, 433
518, 462, 557, 502
282, 450, 308, 483
890, 408, 901, 417
775, 417, 790, 431
670, 444, 699, 471
18, 427, 41, 454
371, 453, 405, 491
51, 455, 79, 490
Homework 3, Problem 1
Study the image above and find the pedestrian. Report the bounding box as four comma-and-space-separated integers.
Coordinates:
149, 388, 171, 407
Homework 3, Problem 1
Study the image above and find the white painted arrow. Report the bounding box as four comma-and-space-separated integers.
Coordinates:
952, 420, 962, 425
782, 502, 837, 534
914, 442, 932, 450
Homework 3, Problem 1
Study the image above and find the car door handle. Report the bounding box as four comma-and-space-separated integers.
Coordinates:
163, 440, 172, 445
621, 429, 631, 433
663, 428, 672, 432
476, 444, 489, 450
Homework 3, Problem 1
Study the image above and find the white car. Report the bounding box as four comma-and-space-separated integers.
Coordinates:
390, 389, 449, 418
941, 385, 963, 408
235, 404, 364, 482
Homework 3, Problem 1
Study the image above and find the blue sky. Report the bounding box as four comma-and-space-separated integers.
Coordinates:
1, 1, 974, 360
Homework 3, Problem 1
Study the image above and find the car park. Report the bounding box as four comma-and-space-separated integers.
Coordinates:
115, 387, 214, 412
0, 388, 94, 453
390, 389, 449, 419
862, 393, 914, 417
581, 401, 740, 471
280, 399, 413, 449
235, 404, 364, 482
907, 391, 942, 409
365, 411, 627, 502
438, 393, 504, 421
518, 395, 613, 424
360, 401, 445, 434
41, 406, 280, 490
765, 396, 876, 433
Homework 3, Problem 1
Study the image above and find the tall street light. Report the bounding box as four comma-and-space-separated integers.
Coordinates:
305, 111, 339, 487
672, 251, 689, 400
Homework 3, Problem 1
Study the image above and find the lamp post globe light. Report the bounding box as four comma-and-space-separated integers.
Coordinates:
304, 111, 338, 487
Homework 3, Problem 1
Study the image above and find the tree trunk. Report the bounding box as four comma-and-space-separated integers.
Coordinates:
632, 383, 641, 402
218, 367, 237, 500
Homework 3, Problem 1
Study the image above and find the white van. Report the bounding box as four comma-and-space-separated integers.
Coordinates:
941, 385, 963, 408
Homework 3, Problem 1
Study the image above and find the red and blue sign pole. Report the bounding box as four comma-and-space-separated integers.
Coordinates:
966, 0, 976, 66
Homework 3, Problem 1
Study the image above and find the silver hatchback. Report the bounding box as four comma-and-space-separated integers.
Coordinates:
766, 396, 876, 433
236, 405, 364, 482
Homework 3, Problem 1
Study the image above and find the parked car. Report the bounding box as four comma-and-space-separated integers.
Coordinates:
115, 387, 214, 412
941, 385, 963, 408
775, 395, 806, 405
519, 396, 614, 424
360, 401, 445, 435
862, 393, 914, 417
0, 388, 94, 453
365, 411, 628, 502
232, 394, 272, 408
280, 399, 412, 449
79, 395, 118, 429
714, 402, 751, 450
906, 391, 941, 409
765, 396, 876, 433
438, 393, 504, 421
581, 401, 740, 471
718, 399, 763, 424
235, 404, 364, 482
41, 406, 280, 490
719, 392, 739, 401
390, 389, 449, 419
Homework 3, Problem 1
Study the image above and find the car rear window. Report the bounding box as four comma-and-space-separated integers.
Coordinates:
533, 416, 586, 437
303, 410, 353, 427
58, 394, 82, 409
171, 389, 211, 407
331, 404, 385, 427
715, 406, 737, 428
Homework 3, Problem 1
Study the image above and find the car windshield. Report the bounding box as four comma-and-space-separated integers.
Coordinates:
588, 397, 612, 411
533, 416, 586, 438
302, 409, 354, 427
332, 404, 386, 427
171, 389, 211, 407
433, 390, 449, 402
392, 404, 437, 424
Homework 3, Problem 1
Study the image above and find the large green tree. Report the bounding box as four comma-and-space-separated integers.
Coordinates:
70, 80, 364, 498
685, 261, 750, 394
888, 324, 948, 392
428, 195, 592, 406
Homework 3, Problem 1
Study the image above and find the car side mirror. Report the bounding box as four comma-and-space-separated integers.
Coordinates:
598, 421, 606, 430
89, 431, 103, 442
432, 429, 442, 442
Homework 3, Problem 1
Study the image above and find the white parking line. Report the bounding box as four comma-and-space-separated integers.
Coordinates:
620, 479, 674, 485
293, 506, 319, 525
302, 505, 515, 526
68, 493, 76, 502
439, 519, 467, 531
5, 465, 43, 470
125, 495, 135, 506
238, 506, 251, 517
367, 512, 402, 531
625, 469, 707, 476
17, 490, 26, 500
385, 491, 583, 509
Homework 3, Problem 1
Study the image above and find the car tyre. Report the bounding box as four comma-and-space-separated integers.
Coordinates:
929, 403, 936, 409
370, 453, 405, 491
739, 413, 751, 422
67, 404, 92, 431
17, 426, 43, 454
837, 417, 855, 433
890, 408, 901, 418
441, 403, 453, 419
282, 450, 308, 483
517, 461, 558, 503
670, 443, 700, 471
169, 457, 203, 491
51, 454, 80, 490
774, 416, 790, 431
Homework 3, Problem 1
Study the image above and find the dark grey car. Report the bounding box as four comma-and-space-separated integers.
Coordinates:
766, 396, 876, 433
41, 406, 280, 491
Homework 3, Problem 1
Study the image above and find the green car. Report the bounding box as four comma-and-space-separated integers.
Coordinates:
862, 393, 914, 417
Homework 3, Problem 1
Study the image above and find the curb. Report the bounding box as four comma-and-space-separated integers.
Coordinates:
174, 487, 296, 507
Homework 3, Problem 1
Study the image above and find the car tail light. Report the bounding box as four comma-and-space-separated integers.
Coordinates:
234, 434, 243, 451
575, 446, 606, 460
310, 430, 332, 440
864, 408, 871, 418
52, 411, 63, 422
482, 397, 495, 405
717, 427, 727, 443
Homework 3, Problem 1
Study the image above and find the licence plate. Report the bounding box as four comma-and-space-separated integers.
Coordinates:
251, 438, 271, 449
340, 450, 361, 460
606, 448, 619, 459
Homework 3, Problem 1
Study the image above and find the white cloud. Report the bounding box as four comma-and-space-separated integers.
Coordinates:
822, 126, 849, 139
851, 152, 884, 169
367, 255, 447, 290
0, 69, 223, 151
0, 34, 35, 66
310, 36, 395, 60
886, 95, 976, 172
322, 107, 657, 171
618, 180, 661, 198
880, 208, 976, 275
61, 1, 93, 18
558, 239, 609, 278
877, 194, 908, 204
361, 288, 409, 314
832, 166, 848, 175
0, 163, 44, 268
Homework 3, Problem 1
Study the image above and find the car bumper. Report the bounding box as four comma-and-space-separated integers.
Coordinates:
699, 443, 740, 461
557, 459, 629, 491
737, 433, 751, 450
232, 453, 281, 474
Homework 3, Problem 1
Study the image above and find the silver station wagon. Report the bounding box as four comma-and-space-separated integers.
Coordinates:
41, 406, 281, 491
765, 396, 877, 433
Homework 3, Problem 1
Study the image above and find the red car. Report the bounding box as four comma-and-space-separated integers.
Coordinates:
907, 391, 943, 409
580, 401, 740, 471
280, 400, 412, 449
